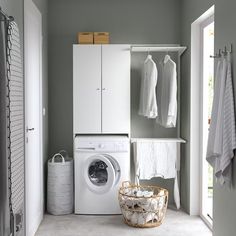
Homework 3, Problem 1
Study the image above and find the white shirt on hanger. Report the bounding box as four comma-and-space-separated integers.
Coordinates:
138, 54, 158, 118
156, 55, 177, 128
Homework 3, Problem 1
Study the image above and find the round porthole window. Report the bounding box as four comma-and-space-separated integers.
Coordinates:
88, 160, 108, 186
84, 154, 117, 194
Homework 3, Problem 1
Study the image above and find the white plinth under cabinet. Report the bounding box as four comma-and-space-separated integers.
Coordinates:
73, 44, 130, 134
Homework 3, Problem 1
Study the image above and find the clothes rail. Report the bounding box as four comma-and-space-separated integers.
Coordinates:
0, 7, 14, 21
131, 44, 187, 137
210, 43, 233, 58
130, 44, 187, 56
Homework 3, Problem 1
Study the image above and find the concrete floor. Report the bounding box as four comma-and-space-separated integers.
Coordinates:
35, 209, 212, 236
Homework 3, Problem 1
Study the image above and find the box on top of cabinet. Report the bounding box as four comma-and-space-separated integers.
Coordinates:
78, 32, 94, 44
94, 32, 109, 44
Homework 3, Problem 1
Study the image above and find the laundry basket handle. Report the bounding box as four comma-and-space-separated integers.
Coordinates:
51, 153, 65, 163
59, 150, 69, 159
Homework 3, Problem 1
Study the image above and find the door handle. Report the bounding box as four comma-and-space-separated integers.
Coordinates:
26, 127, 35, 132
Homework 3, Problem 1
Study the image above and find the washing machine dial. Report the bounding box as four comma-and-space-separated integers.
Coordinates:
98, 143, 105, 149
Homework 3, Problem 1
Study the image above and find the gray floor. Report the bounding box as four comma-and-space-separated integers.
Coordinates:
35, 209, 212, 236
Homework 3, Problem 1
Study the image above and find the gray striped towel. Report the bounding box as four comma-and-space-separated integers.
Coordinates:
206, 53, 236, 185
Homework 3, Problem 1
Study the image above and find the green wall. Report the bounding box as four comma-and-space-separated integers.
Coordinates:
48, 0, 182, 205
48, 0, 181, 158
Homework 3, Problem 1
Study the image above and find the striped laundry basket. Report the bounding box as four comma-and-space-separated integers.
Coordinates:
47, 150, 74, 215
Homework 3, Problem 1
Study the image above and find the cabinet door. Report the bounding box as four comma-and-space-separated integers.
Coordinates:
102, 45, 130, 134
73, 45, 102, 133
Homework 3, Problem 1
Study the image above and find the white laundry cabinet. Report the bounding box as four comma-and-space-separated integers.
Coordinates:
73, 45, 130, 134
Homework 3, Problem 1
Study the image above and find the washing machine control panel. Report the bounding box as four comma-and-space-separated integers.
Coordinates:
96, 142, 129, 152
75, 137, 129, 153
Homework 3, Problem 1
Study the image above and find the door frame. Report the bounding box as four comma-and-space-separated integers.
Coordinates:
199, 14, 214, 229
24, 0, 43, 235
190, 5, 214, 218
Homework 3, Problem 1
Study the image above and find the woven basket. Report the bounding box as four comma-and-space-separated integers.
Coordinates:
118, 181, 168, 228
47, 150, 74, 215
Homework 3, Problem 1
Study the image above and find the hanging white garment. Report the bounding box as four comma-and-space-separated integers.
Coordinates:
134, 141, 177, 180
206, 54, 236, 185
138, 55, 158, 118
156, 55, 177, 128
133, 141, 180, 209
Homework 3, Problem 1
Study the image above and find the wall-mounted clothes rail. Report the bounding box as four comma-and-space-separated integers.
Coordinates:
0, 7, 14, 21
130, 44, 187, 56
130, 44, 187, 138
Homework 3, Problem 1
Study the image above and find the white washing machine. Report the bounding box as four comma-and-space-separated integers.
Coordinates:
74, 135, 130, 214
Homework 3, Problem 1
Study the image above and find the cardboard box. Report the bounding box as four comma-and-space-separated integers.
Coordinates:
94, 32, 109, 44
78, 32, 94, 44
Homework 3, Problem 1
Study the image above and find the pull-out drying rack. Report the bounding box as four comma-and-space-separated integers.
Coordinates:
131, 138, 186, 143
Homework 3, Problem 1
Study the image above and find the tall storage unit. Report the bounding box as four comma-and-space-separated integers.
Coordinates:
73, 44, 130, 134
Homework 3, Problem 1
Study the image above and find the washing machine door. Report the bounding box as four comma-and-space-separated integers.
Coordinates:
84, 154, 117, 194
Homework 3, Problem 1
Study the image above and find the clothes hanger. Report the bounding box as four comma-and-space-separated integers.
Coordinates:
164, 49, 170, 64
145, 49, 152, 62
147, 49, 152, 58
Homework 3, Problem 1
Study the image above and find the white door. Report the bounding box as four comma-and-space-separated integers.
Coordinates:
24, 1, 43, 236
102, 45, 130, 133
73, 45, 102, 133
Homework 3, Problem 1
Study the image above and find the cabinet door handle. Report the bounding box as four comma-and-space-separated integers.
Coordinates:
96, 88, 100, 91
102, 88, 106, 90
